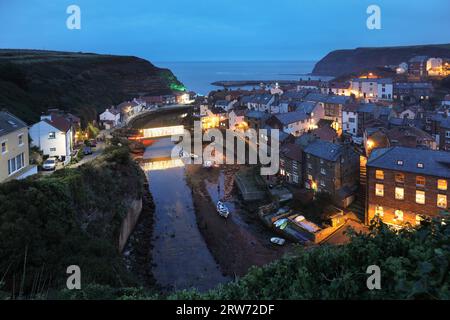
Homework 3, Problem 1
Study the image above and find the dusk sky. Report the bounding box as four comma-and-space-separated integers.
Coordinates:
1, 0, 449, 62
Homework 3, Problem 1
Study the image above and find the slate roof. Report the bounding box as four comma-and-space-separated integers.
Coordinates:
303, 140, 344, 162
292, 101, 317, 114
272, 111, 308, 125
357, 104, 378, 113
280, 143, 302, 162
367, 146, 450, 178
0, 111, 27, 137
245, 110, 270, 120
441, 119, 450, 129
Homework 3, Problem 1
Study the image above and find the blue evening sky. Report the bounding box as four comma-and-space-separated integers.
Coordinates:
0, 0, 449, 61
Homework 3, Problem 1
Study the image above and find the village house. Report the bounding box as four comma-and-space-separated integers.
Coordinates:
442, 94, 450, 107
266, 111, 315, 137
384, 126, 437, 150
439, 118, 450, 151
303, 139, 359, 207
366, 147, 450, 227
279, 143, 303, 186
242, 93, 276, 113
99, 107, 121, 129
356, 104, 391, 137
393, 82, 434, 102
228, 108, 247, 131
342, 104, 359, 136
215, 99, 236, 112
408, 56, 429, 78
244, 110, 270, 131
29, 114, 73, 162
350, 78, 393, 102
321, 82, 352, 96
0, 111, 37, 183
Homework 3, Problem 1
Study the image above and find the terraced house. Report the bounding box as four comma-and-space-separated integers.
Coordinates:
366, 147, 450, 227
0, 111, 36, 183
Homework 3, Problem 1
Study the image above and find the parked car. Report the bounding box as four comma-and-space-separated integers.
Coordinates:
89, 139, 97, 148
42, 157, 57, 171
83, 146, 93, 155
270, 237, 286, 246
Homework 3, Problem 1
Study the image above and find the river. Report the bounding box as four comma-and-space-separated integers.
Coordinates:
142, 138, 229, 292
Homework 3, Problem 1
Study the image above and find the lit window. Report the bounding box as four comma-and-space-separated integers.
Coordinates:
395, 187, 404, 200
394, 210, 404, 222
437, 194, 447, 209
416, 176, 426, 187
375, 184, 384, 197
416, 215, 424, 226
280, 169, 286, 176
438, 180, 448, 191
416, 190, 426, 204
395, 173, 405, 183
417, 163, 424, 168
1, 141, 7, 153
375, 206, 384, 217
397, 160, 404, 166
375, 170, 384, 180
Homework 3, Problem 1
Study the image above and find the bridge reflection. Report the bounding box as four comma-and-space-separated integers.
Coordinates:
140, 157, 184, 171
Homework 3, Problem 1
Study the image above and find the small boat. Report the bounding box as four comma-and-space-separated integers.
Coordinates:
270, 237, 286, 246
216, 201, 230, 218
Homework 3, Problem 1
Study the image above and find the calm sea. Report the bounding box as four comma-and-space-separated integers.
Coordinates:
153, 61, 317, 95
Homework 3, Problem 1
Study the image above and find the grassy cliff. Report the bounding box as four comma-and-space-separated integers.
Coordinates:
0, 49, 184, 124
0, 141, 146, 299
312, 43, 450, 76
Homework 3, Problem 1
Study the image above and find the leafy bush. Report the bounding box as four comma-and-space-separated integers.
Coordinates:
0, 145, 145, 298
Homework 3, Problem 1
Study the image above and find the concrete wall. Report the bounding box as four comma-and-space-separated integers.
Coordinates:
118, 198, 143, 252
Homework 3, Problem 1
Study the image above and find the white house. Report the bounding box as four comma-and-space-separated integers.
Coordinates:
228, 109, 247, 131
342, 104, 358, 136
350, 78, 393, 101
215, 100, 237, 112
29, 115, 73, 162
99, 107, 121, 128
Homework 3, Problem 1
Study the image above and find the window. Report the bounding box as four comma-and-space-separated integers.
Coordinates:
397, 160, 403, 166
7, 153, 24, 175
320, 168, 326, 175
375, 206, 384, 217
1, 141, 7, 154
349, 117, 355, 123
416, 176, 426, 187
48, 132, 56, 139
394, 210, 404, 222
375, 184, 384, 197
395, 187, 404, 200
375, 170, 384, 180
293, 174, 299, 184
307, 163, 312, 169
437, 194, 447, 209
395, 173, 405, 183
416, 190, 426, 204
416, 215, 424, 226
438, 179, 448, 191
280, 169, 285, 176
18, 134, 23, 146
446, 131, 450, 139
320, 159, 324, 165
417, 163, 424, 169
50, 147, 56, 152
320, 180, 325, 187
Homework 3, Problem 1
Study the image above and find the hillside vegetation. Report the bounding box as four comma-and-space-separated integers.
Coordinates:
313, 43, 450, 76
0, 141, 146, 299
0, 49, 184, 124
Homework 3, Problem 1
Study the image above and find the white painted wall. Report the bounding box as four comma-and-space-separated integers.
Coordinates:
29, 121, 72, 159
343, 111, 358, 136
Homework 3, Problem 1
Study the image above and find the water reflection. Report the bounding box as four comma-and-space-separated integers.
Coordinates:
142, 138, 228, 291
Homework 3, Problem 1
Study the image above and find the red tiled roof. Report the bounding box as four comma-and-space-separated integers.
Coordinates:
45, 116, 71, 132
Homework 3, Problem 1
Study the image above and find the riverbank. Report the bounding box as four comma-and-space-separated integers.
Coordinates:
185, 164, 291, 278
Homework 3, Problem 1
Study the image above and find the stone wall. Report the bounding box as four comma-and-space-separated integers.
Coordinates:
118, 198, 143, 252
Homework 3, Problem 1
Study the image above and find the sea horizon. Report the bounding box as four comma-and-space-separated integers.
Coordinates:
153, 60, 318, 95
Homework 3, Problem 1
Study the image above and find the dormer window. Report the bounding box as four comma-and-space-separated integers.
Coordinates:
417, 163, 424, 168
397, 160, 404, 166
